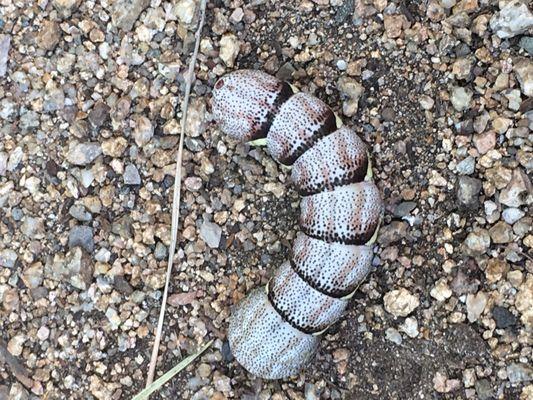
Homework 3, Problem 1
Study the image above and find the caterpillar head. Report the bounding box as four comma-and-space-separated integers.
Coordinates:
212, 70, 293, 142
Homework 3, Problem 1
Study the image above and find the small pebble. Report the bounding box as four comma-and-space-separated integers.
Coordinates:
123, 164, 141, 185
199, 221, 222, 249
68, 226, 94, 252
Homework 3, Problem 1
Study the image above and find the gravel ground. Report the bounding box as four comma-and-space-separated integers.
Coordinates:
0, 0, 532, 399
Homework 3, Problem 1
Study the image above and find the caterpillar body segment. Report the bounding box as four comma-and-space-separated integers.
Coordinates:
212, 70, 383, 379
226, 289, 320, 380
292, 233, 374, 298
299, 182, 383, 245
268, 261, 348, 334
292, 126, 369, 196
266, 92, 337, 165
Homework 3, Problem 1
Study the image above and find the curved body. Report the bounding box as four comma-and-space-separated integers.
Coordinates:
213, 70, 383, 379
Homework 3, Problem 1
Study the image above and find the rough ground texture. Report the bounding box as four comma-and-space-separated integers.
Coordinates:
0, 0, 532, 399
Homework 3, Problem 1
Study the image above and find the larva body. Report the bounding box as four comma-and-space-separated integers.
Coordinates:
213, 70, 383, 379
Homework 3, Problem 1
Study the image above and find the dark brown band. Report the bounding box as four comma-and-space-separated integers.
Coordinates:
297, 157, 369, 196
278, 110, 337, 165
266, 282, 324, 335
254, 81, 294, 140
288, 257, 358, 299
299, 222, 378, 246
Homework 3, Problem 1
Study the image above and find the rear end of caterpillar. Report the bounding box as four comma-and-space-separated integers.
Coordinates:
212, 70, 383, 379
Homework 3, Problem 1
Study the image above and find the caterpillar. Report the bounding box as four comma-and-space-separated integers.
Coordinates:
212, 70, 383, 379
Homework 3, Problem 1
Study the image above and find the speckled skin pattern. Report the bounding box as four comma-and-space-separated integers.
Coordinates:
227, 289, 320, 380
268, 261, 348, 334
267, 92, 337, 165
292, 126, 369, 196
212, 70, 384, 379
212, 70, 293, 142
299, 182, 382, 245
292, 233, 373, 298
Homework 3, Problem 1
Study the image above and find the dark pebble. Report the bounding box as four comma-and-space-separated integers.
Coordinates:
221, 340, 234, 363
377, 221, 408, 246
162, 175, 175, 190
475, 379, 494, 400
11, 208, 23, 221
334, 0, 354, 24
276, 62, 296, 81
31, 286, 49, 301
456, 176, 482, 209
68, 225, 94, 252
454, 43, 471, 57
46, 159, 60, 176
492, 306, 517, 329
519, 97, 533, 113
393, 201, 417, 217
455, 119, 474, 135
114, 275, 134, 295
519, 36, 533, 56
185, 137, 205, 152
88, 101, 110, 129
381, 107, 396, 122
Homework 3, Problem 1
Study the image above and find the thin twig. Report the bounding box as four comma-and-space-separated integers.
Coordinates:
145, 0, 207, 388
134, 340, 213, 400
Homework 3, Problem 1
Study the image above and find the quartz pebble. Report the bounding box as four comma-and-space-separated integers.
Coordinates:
489, 0, 533, 39
385, 328, 402, 345
502, 208, 524, 224
450, 86, 472, 111
0, 249, 17, 269
219, 34, 240, 67
0, 34, 10, 77
384, 288, 419, 317
123, 164, 141, 185
466, 292, 488, 322
66, 143, 102, 166
430, 279, 452, 302
514, 58, 533, 97
419, 95, 434, 110
174, 0, 197, 25
0, 152, 7, 175
337, 76, 364, 117
199, 221, 222, 249
400, 317, 419, 338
